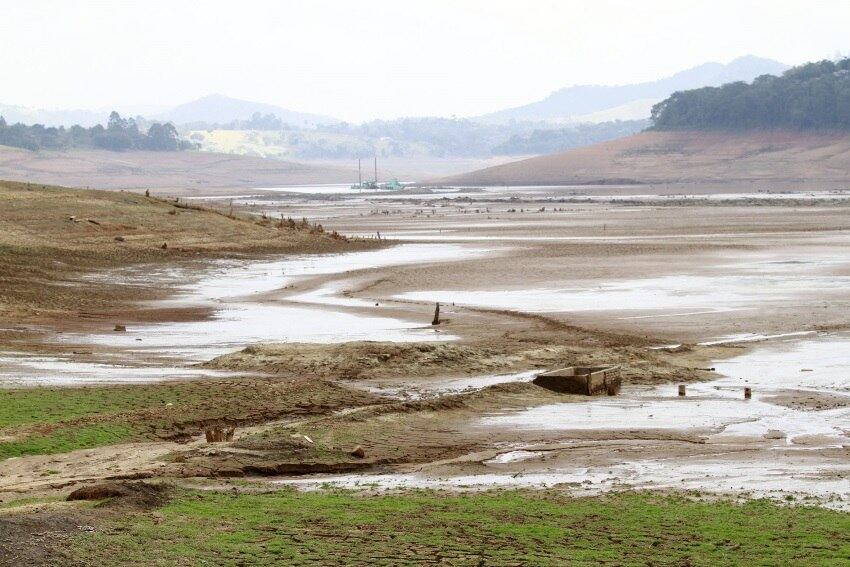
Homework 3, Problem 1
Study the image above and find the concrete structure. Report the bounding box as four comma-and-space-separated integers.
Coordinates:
533, 366, 621, 396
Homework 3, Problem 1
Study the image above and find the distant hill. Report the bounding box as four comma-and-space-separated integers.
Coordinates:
439, 130, 850, 186
156, 94, 338, 128
652, 58, 850, 130
0, 146, 354, 191
0, 104, 168, 128
476, 56, 789, 125
0, 95, 337, 129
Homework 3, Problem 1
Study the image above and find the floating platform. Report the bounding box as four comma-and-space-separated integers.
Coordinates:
533, 366, 621, 396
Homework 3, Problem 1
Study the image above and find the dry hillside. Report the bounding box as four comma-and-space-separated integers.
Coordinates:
0, 147, 354, 193
0, 181, 371, 320
440, 130, 850, 186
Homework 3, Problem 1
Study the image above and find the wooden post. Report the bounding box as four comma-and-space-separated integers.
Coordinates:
744, 387, 752, 399
431, 303, 440, 325
678, 384, 686, 397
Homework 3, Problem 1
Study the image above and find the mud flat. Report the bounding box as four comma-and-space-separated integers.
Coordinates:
2, 179, 849, 562
272, 333, 849, 508
192, 188, 850, 507
46, 244, 486, 372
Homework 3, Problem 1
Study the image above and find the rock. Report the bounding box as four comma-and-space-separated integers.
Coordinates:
351, 445, 365, 458
114, 324, 126, 332
204, 426, 235, 443
67, 483, 126, 501
66, 481, 167, 508
764, 430, 787, 440
161, 242, 168, 250
114, 236, 125, 242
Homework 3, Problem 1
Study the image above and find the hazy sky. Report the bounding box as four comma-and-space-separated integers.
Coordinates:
2, 0, 849, 122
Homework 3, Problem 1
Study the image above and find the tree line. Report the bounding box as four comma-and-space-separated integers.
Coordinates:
651, 58, 850, 130
0, 111, 193, 151
491, 120, 647, 155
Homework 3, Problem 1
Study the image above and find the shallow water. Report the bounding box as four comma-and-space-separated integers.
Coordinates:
353, 369, 539, 400
397, 274, 849, 315
277, 333, 850, 506
396, 242, 850, 317
80, 305, 450, 361
274, 459, 850, 509
72, 244, 485, 360
175, 243, 488, 303
484, 333, 850, 440
0, 353, 231, 386
711, 334, 850, 392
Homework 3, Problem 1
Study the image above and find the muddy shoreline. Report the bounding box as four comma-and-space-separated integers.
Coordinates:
1, 182, 849, 519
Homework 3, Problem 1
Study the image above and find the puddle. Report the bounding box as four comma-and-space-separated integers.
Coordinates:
78, 306, 450, 361
274, 458, 850, 509
484, 450, 546, 464
710, 334, 850, 392
697, 331, 816, 346
353, 370, 539, 400
0, 353, 230, 386
480, 396, 775, 432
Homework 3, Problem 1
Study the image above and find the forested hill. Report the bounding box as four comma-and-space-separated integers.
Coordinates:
651, 58, 850, 130
0, 111, 192, 151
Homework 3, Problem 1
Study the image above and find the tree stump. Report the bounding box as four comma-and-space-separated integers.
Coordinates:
431, 302, 441, 325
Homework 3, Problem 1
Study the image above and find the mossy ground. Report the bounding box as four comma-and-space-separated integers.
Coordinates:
70, 488, 850, 566
0, 379, 378, 460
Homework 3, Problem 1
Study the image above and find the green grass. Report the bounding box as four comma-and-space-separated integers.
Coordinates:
0, 385, 196, 459
0, 423, 136, 460
0, 386, 193, 429
72, 489, 850, 566
0, 378, 373, 460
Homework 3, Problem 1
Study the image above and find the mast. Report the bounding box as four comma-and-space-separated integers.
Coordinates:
374, 156, 378, 184
358, 159, 362, 188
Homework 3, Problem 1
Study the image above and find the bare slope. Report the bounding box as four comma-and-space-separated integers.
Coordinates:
0, 147, 354, 193
441, 131, 850, 186
0, 180, 365, 320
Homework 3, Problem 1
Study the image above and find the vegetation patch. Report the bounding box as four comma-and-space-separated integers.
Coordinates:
0, 379, 381, 460
71, 489, 850, 566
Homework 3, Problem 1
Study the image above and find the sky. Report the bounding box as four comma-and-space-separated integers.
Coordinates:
2, 0, 849, 122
